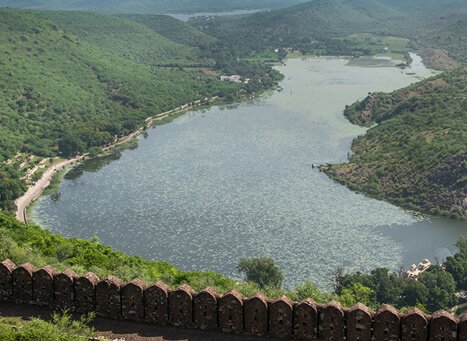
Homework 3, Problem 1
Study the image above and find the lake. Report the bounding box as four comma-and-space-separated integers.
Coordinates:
31, 56, 465, 289
168, 9, 264, 21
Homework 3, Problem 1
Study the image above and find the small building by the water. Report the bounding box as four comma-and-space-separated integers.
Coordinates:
220, 75, 242, 83
405, 259, 431, 279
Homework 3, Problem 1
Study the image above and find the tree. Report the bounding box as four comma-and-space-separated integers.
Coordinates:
419, 268, 457, 311
370, 268, 404, 305
291, 280, 329, 303
400, 279, 428, 307
58, 134, 85, 158
445, 253, 467, 291
456, 237, 467, 256
339, 283, 376, 308
237, 257, 283, 289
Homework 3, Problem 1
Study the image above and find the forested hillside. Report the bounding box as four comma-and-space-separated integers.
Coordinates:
0, 0, 308, 13
119, 14, 216, 47
41, 11, 202, 66
191, 0, 466, 67
416, 15, 467, 66
325, 69, 467, 218
0, 8, 281, 211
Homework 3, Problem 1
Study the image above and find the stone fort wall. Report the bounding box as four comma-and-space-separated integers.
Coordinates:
0, 259, 465, 340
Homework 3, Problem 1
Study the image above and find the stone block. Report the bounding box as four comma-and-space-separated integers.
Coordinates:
194, 287, 219, 330
32, 266, 54, 307
96, 276, 124, 319
346, 303, 372, 341
0, 259, 16, 302
218, 290, 244, 333
74, 272, 99, 313
121, 279, 146, 321
401, 308, 428, 341
54, 269, 77, 311
144, 281, 169, 325
429, 310, 458, 341
244, 293, 268, 336
372, 304, 400, 341
168, 284, 194, 327
269, 295, 293, 338
318, 301, 345, 341
294, 299, 318, 341
12, 263, 36, 304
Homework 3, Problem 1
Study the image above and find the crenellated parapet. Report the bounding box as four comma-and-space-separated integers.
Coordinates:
0, 259, 463, 340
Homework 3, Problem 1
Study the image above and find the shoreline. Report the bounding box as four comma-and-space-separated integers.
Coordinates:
17, 53, 438, 225
14, 98, 218, 224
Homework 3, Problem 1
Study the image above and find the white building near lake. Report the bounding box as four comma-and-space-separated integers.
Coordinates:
220, 75, 242, 83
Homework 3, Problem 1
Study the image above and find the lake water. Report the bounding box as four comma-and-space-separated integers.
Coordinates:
168, 9, 264, 22
31, 56, 465, 289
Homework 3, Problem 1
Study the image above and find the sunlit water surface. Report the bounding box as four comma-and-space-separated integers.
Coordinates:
32, 56, 465, 289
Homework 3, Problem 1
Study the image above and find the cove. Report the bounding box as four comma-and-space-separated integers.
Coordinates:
31, 56, 465, 289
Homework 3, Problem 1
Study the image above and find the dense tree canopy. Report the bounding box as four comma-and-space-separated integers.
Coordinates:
237, 257, 284, 289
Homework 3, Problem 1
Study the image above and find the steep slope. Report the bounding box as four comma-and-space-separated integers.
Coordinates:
416, 15, 467, 66
0, 8, 215, 158
0, 8, 245, 211
119, 14, 216, 47
325, 69, 467, 218
41, 11, 201, 67
0, 0, 308, 13
0, 212, 236, 289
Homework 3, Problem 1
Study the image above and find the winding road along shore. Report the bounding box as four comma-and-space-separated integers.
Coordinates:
14, 157, 84, 223
14, 98, 215, 224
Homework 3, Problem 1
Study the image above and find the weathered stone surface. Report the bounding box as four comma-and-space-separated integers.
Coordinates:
0, 259, 16, 302
346, 303, 372, 341
218, 290, 244, 334
244, 293, 268, 336
96, 276, 124, 319
429, 310, 458, 341
401, 308, 428, 341
318, 301, 345, 341
294, 299, 318, 341
74, 272, 99, 313
12, 263, 36, 304
54, 269, 77, 311
168, 284, 194, 327
372, 305, 401, 341
269, 295, 293, 338
32, 266, 54, 307
121, 279, 146, 321
459, 314, 467, 341
193, 287, 219, 330
145, 281, 169, 325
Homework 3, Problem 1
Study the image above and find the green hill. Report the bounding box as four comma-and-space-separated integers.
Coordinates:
191, 0, 466, 65
325, 69, 467, 218
0, 8, 269, 211
190, 0, 409, 58
41, 11, 202, 67
119, 14, 216, 47
416, 15, 467, 66
0, 0, 308, 13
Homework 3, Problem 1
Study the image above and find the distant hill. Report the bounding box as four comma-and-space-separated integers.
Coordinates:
119, 14, 216, 47
41, 11, 202, 67
0, 0, 308, 13
416, 15, 467, 66
191, 0, 467, 66
325, 69, 467, 218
